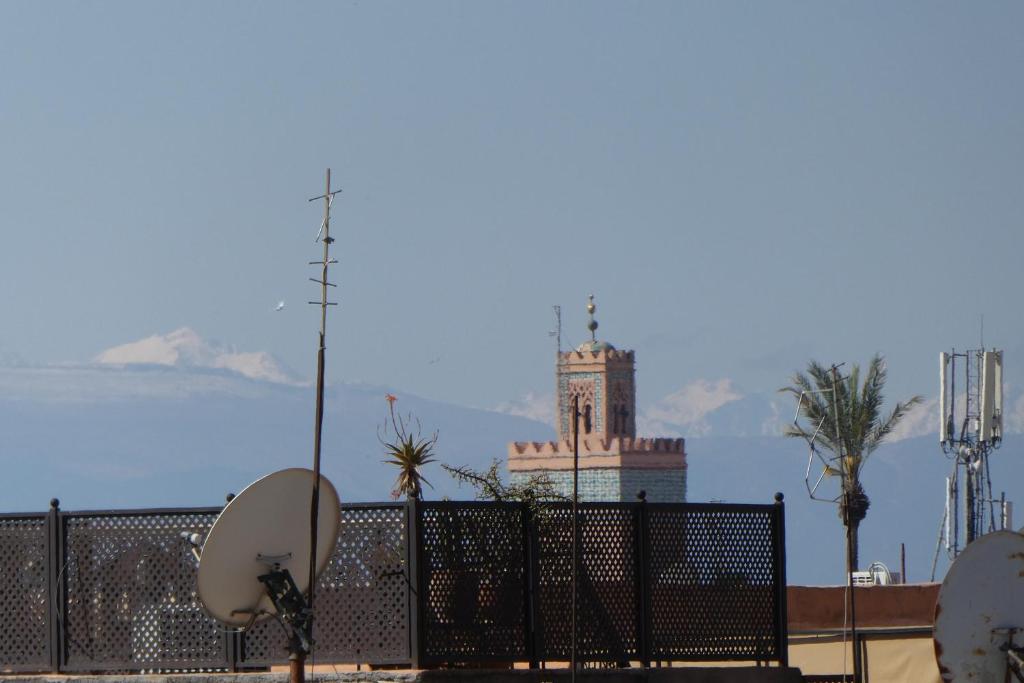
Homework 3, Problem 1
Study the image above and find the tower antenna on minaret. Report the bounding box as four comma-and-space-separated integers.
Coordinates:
550, 305, 562, 354
303, 168, 341, 682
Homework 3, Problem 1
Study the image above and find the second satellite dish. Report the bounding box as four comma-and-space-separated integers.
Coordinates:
934, 530, 1024, 682
197, 468, 341, 626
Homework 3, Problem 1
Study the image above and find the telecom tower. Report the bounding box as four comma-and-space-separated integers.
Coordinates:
938, 348, 1011, 559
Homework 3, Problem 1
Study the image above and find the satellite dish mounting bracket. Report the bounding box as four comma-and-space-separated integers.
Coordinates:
995, 628, 1024, 682
258, 568, 314, 655
256, 552, 293, 567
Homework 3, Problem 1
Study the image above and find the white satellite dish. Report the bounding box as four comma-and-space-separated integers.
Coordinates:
933, 530, 1024, 682
197, 468, 341, 627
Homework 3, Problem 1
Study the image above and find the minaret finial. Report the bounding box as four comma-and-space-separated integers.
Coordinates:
586, 294, 598, 341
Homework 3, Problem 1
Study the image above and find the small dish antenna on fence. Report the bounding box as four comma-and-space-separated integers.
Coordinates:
933, 529, 1024, 681
196, 468, 341, 644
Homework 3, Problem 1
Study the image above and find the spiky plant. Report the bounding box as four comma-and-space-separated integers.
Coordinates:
442, 459, 569, 513
380, 395, 437, 500
780, 354, 922, 570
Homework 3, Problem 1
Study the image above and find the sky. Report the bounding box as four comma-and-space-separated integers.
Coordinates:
2, 2, 1023, 413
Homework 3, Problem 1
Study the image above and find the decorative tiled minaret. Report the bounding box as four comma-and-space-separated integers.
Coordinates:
554, 295, 637, 442
508, 297, 687, 502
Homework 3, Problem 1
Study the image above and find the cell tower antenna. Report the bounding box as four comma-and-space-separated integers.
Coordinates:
934, 343, 1007, 575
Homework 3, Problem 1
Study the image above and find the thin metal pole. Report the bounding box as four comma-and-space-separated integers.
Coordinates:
830, 365, 860, 683
309, 168, 331, 608
965, 458, 975, 544
301, 168, 335, 683
290, 649, 306, 683
307, 169, 331, 602
900, 542, 906, 584
571, 394, 580, 682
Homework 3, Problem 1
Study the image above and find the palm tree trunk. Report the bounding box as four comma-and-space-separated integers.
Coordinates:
848, 519, 860, 572
845, 513, 863, 683
839, 486, 870, 573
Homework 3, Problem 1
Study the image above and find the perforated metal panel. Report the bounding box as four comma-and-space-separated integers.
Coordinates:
534, 504, 640, 664
0, 514, 50, 672
645, 504, 780, 661
0, 498, 786, 672
61, 509, 228, 672
417, 502, 527, 664
240, 505, 410, 666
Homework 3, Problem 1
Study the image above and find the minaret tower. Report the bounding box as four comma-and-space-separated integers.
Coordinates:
556, 295, 637, 441
509, 297, 687, 502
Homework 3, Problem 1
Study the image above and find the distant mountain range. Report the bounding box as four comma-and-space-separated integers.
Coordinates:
2, 328, 1021, 586
94, 326, 304, 385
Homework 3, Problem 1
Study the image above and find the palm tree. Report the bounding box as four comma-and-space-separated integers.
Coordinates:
781, 355, 922, 570
380, 394, 437, 500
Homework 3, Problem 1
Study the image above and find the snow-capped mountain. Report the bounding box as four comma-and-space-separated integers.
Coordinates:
95, 327, 302, 385
637, 379, 789, 438
632, 379, 1020, 444
496, 378, 964, 442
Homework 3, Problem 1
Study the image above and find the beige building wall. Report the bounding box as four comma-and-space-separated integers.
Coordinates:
789, 632, 940, 682
788, 584, 943, 682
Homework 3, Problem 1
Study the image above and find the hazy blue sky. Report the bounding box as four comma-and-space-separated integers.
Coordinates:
2, 2, 1022, 409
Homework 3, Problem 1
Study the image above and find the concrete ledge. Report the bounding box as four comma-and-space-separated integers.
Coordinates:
0, 669, 803, 683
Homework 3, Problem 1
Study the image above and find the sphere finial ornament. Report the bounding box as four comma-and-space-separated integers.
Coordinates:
586, 294, 598, 340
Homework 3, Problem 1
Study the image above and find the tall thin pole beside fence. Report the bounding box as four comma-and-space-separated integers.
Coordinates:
773, 492, 789, 668
635, 491, 651, 669
46, 498, 61, 673
570, 395, 580, 681
406, 498, 422, 670
522, 503, 539, 670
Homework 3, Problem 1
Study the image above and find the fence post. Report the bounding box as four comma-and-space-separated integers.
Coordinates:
773, 492, 789, 668
635, 491, 651, 668
46, 498, 61, 673
406, 498, 422, 669
226, 627, 240, 672
522, 502, 539, 669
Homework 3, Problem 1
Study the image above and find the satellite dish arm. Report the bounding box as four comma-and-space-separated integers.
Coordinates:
1007, 646, 1024, 683
181, 532, 203, 564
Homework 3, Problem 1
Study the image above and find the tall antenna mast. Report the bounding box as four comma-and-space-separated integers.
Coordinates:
830, 364, 862, 683
936, 345, 1006, 569
303, 168, 340, 683
552, 305, 562, 354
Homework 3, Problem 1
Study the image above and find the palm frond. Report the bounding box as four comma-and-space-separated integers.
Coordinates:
865, 394, 924, 453
783, 354, 920, 488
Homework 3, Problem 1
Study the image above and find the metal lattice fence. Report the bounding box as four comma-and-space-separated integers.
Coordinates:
240, 504, 409, 666
0, 514, 51, 672
645, 504, 783, 661
533, 504, 641, 663
417, 502, 528, 666
61, 509, 228, 672
0, 497, 786, 673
